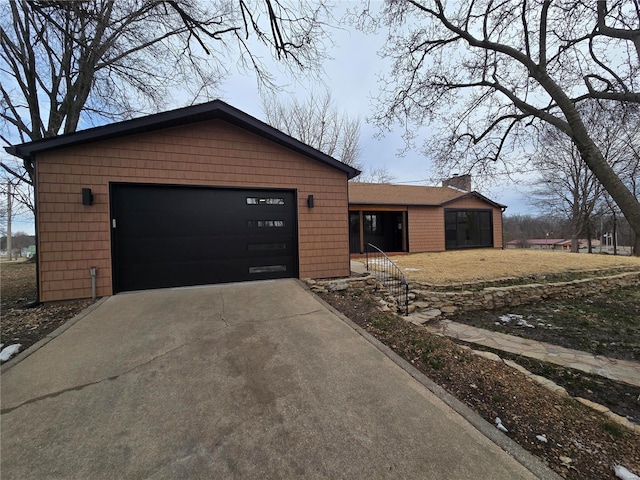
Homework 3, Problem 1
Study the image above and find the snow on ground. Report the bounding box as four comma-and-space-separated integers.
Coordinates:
0, 344, 22, 362
497, 313, 535, 328
615, 465, 640, 480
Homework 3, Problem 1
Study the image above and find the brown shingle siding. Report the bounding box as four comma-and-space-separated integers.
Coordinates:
36, 119, 350, 301
408, 206, 446, 252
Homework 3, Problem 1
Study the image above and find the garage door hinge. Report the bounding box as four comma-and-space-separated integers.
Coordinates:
112, 219, 116, 228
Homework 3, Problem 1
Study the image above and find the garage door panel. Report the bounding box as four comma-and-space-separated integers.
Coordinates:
118, 234, 294, 264
111, 184, 297, 292
119, 257, 294, 291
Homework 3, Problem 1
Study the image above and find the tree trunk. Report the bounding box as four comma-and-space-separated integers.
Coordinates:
612, 212, 618, 255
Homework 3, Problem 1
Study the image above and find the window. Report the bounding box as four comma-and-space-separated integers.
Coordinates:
249, 265, 287, 274
247, 243, 287, 251
246, 197, 285, 205
364, 214, 382, 235
445, 209, 493, 249
247, 220, 285, 228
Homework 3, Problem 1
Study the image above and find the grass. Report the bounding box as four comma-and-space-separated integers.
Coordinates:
392, 248, 640, 284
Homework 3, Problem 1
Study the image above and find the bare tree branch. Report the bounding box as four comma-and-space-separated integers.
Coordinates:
262, 90, 363, 170
358, 0, 640, 254
1, 0, 330, 217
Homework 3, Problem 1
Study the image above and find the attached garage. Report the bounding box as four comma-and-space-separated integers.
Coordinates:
6, 100, 359, 302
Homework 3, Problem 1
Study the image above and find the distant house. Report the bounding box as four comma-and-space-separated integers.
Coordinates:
348, 177, 506, 254
506, 238, 591, 251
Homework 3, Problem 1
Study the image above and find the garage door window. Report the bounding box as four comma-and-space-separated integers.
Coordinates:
248, 220, 285, 228
246, 197, 285, 205
249, 265, 287, 273
248, 243, 287, 251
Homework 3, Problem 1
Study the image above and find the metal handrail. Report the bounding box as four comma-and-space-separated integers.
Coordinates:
365, 243, 409, 315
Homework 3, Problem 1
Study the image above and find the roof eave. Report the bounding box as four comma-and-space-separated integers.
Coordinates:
348, 201, 444, 207
441, 191, 507, 209
4, 99, 361, 179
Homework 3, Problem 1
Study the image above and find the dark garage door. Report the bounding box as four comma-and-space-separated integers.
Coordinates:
111, 184, 297, 292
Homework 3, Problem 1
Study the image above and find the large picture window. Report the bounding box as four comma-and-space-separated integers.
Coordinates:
445, 209, 493, 249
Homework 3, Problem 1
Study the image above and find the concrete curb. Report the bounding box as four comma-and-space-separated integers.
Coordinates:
302, 281, 562, 480
1, 297, 109, 374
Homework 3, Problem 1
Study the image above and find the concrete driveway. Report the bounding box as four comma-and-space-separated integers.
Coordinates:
1, 280, 547, 479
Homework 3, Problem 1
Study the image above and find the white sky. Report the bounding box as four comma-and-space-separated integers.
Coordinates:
213, 6, 535, 216
4, 3, 539, 236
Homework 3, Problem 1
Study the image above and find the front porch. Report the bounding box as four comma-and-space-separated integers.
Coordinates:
349, 206, 408, 254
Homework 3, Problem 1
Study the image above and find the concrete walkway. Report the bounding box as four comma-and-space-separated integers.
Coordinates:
350, 259, 368, 274
424, 320, 640, 387
1, 280, 555, 480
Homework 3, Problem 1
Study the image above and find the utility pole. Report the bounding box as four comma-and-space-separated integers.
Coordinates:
6, 181, 12, 261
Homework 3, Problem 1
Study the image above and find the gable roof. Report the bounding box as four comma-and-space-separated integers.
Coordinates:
5, 99, 361, 179
348, 182, 506, 209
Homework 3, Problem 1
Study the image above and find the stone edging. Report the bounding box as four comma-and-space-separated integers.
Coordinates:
467, 347, 640, 435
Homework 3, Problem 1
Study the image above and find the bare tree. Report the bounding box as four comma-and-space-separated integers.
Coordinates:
356, 166, 396, 183
531, 132, 602, 252
503, 213, 569, 243
1, 0, 330, 185
262, 90, 363, 169
533, 103, 640, 251
357, 0, 640, 255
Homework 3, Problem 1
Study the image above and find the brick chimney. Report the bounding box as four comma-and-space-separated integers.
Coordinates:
442, 174, 471, 191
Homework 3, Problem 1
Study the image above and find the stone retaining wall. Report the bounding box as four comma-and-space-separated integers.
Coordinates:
305, 270, 640, 316
304, 274, 402, 312
412, 265, 640, 292
410, 271, 640, 315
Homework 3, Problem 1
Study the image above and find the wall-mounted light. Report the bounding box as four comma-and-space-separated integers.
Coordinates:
307, 194, 314, 208
82, 188, 94, 206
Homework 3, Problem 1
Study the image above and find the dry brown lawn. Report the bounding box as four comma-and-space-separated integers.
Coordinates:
391, 248, 640, 284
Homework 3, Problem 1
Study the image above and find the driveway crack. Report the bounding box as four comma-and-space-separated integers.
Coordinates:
220, 291, 229, 327
2, 306, 322, 415
1, 333, 215, 415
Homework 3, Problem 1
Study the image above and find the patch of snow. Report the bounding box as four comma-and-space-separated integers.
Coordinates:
0, 344, 22, 362
615, 465, 640, 480
498, 313, 534, 328
367, 259, 387, 265
495, 417, 508, 433
516, 318, 535, 328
